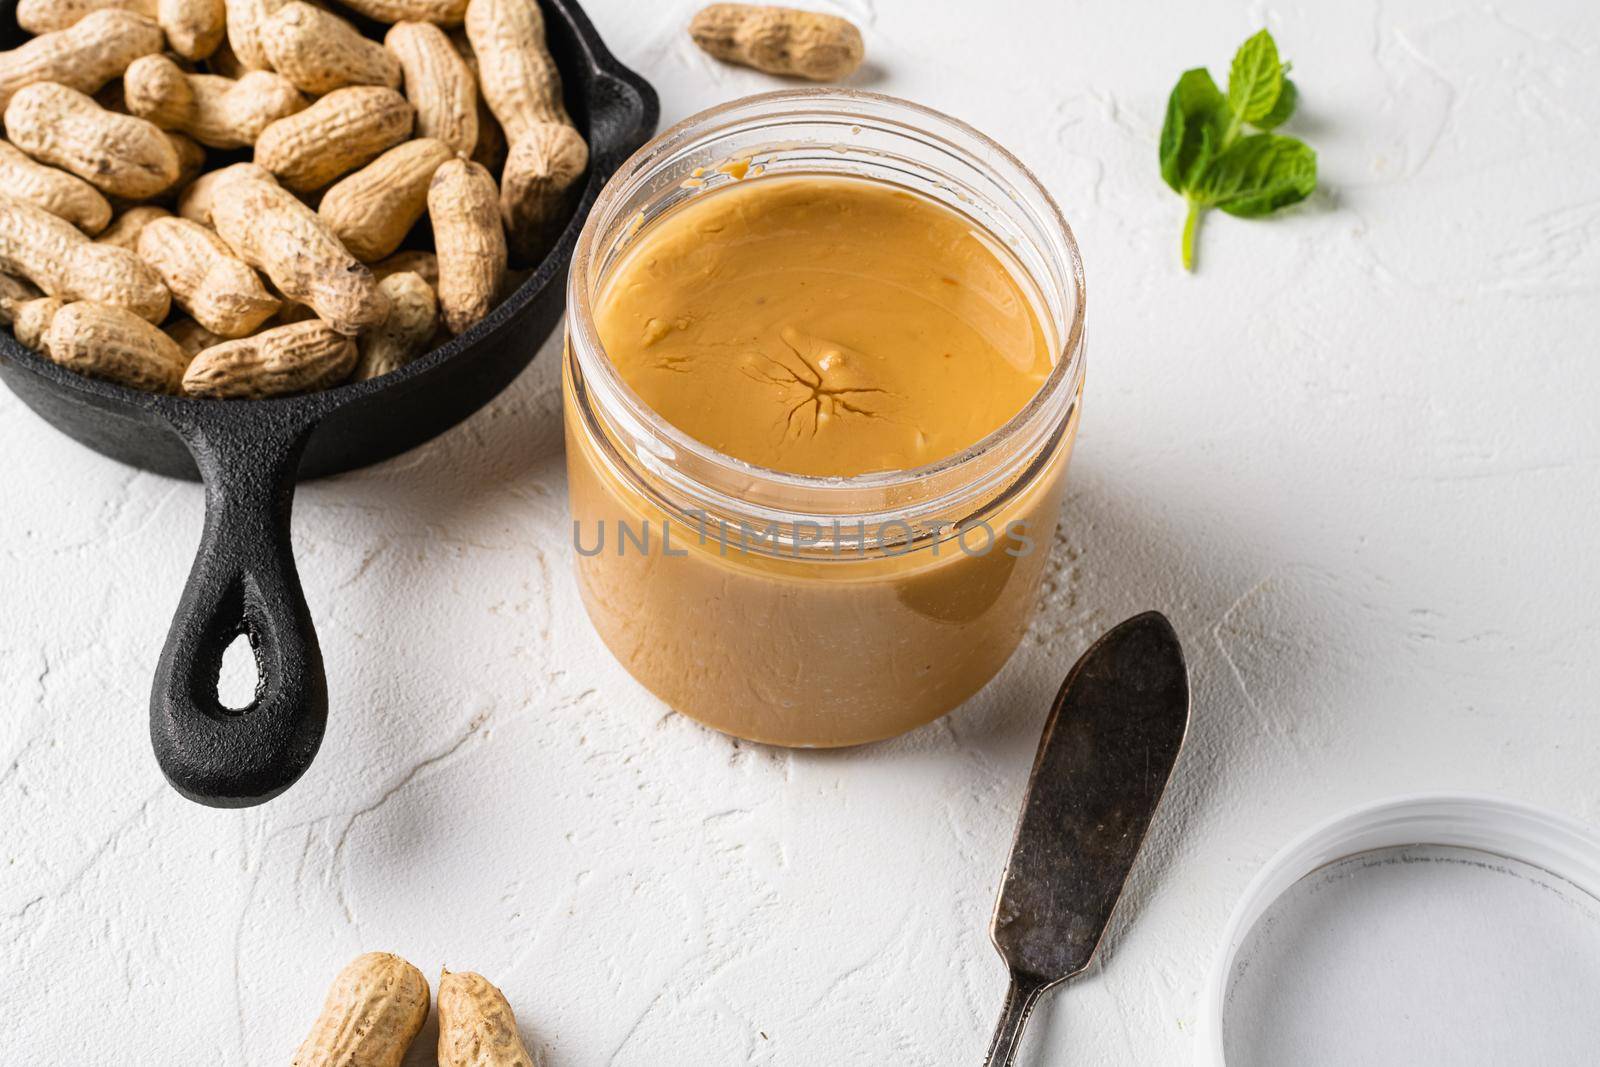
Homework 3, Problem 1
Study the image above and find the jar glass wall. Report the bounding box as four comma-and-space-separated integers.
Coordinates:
563, 89, 1086, 747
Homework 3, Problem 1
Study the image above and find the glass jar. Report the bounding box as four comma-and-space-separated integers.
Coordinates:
563, 89, 1086, 747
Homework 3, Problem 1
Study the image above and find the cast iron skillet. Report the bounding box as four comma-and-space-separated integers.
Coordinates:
0, 0, 657, 807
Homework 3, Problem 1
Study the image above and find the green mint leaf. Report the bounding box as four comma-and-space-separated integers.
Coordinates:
1227, 29, 1283, 124
1159, 68, 1228, 194
1255, 76, 1298, 130
1191, 133, 1316, 218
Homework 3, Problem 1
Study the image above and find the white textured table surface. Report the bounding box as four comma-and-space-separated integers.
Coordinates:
5, 1, 1600, 1063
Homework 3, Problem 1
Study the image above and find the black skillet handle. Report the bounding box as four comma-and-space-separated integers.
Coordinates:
150, 412, 326, 807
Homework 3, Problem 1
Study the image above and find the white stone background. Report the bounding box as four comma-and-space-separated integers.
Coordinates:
4, 0, 1600, 1063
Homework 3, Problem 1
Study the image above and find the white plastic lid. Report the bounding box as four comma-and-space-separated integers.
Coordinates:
1201, 794, 1600, 1066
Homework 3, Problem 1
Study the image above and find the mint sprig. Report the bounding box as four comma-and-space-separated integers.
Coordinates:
1159, 29, 1316, 271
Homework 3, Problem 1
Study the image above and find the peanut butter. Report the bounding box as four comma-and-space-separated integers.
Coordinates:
594, 175, 1053, 477
565, 171, 1080, 747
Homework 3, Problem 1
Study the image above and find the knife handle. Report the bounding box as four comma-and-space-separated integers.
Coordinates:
983, 974, 1051, 1066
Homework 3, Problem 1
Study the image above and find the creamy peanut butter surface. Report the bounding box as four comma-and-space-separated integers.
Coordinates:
594, 175, 1053, 476
566, 172, 1078, 747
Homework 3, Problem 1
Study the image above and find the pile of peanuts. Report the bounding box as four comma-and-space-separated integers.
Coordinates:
0, 0, 587, 398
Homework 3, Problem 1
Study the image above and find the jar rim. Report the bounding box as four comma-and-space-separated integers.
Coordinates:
567, 87, 1086, 503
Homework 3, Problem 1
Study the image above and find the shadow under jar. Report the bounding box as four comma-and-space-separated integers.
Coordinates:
564, 89, 1086, 747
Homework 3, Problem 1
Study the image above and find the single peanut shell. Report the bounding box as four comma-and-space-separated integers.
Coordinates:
0, 140, 112, 235
355, 270, 436, 380
260, 2, 403, 95
287, 952, 430, 1067
138, 216, 280, 337
125, 54, 307, 149
184, 318, 357, 397
436, 969, 539, 1067
5, 82, 180, 200
428, 158, 505, 335
96, 205, 172, 250
254, 86, 415, 192
319, 138, 452, 262
386, 22, 478, 159
46, 300, 191, 392
688, 3, 864, 81
211, 177, 388, 335
0, 193, 171, 322
0, 9, 165, 109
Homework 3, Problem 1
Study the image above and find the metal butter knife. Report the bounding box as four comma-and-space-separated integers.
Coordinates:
982, 611, 1190, 1065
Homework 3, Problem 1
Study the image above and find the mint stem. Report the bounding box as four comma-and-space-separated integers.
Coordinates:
1182, 200, 1202, 271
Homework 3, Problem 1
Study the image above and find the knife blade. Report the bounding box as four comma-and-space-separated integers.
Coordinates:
982, 611, 1190, 1065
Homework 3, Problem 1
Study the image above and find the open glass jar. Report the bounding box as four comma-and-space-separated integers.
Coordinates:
563, 89, 1086, 747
